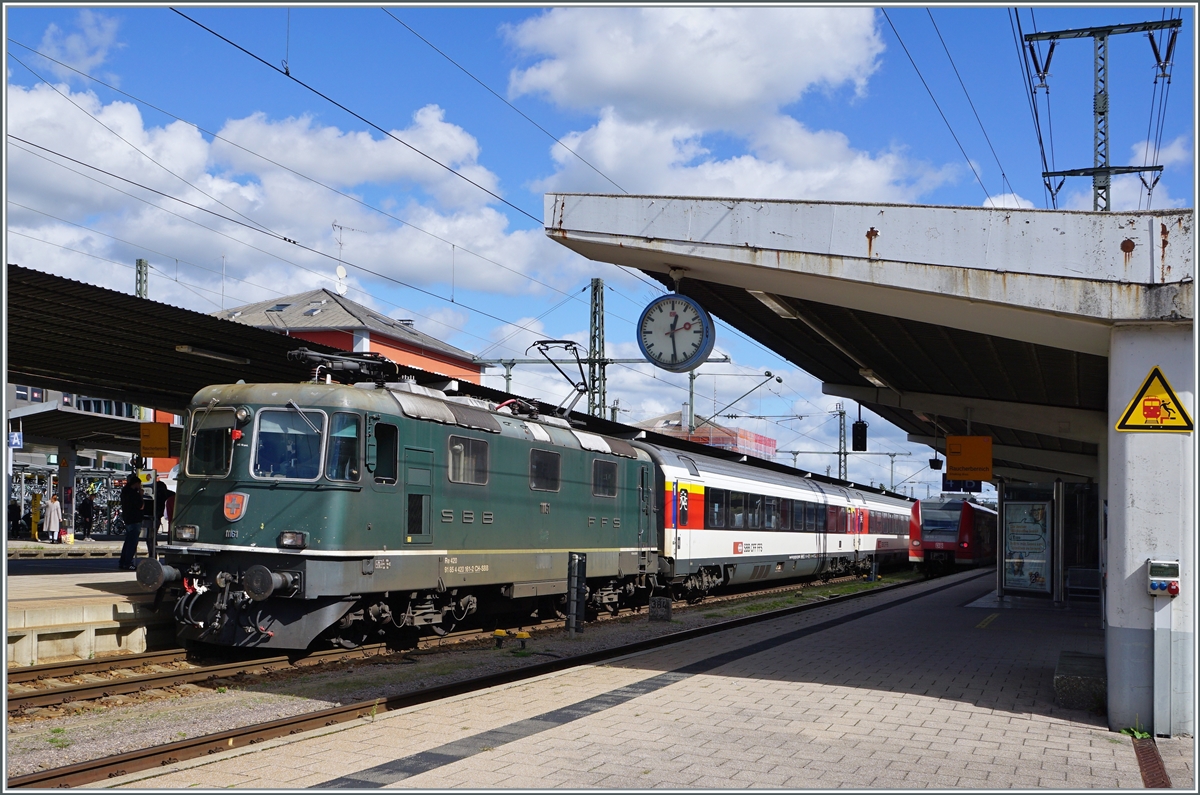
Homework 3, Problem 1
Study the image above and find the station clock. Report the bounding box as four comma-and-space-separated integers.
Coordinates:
636, 294, 716, 373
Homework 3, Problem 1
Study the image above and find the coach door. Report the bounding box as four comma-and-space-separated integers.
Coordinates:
404, 448, 434, 545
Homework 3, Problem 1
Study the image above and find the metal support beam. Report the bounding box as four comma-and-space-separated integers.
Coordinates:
588, 278, 605, 417
823, 383, 1107, 443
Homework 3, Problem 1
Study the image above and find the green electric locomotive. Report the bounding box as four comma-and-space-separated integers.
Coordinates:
139, 376, 658, 650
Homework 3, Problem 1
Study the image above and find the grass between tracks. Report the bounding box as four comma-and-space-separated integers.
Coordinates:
700, 569, 923, 620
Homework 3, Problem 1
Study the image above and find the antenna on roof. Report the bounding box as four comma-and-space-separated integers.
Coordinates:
332, 222, 364, 295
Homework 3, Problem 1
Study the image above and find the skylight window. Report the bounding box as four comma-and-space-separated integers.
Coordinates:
303, 308, 322, 316
267, 303, 291, 312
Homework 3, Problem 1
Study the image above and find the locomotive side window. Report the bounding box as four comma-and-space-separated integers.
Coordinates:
372, 423, 399, 484
326, 413, 361, 482
186, 408, 236, 477
448, 435, 488, 485
707, 488, 727, 528
729, 492, 745, 528
529, 449, 561, 492
252, 409, 326, 480
592, 459, 617, 497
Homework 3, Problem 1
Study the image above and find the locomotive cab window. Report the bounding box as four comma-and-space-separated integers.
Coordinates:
252, 408, 325, 480
529, 449, 561, 492
326, 413, 361, 482
186, 408, 236, 477
448, 435, 488, 485
592, 459, 618, 497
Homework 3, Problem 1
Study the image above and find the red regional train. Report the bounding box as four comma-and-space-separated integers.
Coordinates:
908, 498, 997, 575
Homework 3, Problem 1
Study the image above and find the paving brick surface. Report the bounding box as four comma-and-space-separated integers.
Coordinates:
111, 569, 1152, 789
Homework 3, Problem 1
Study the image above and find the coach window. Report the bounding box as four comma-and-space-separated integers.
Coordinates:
729, 492, 746, 529
805, 502, 817, 532
780, 498, 792, 531
326, 413, 361, 482
372, 423, 398, 484
816, 503, 827, 532
530, 449, 561, 492
592, 459, 618, 497
707, 488, 727, 528
764, 496, 781, 530
747, 493, 764, 529
448, 435, 488, 485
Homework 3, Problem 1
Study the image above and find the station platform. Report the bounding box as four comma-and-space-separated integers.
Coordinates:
6, 544, 175, 667
108, 568, 1191, 790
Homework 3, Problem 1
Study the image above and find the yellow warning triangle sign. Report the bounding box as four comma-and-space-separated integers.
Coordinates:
1116, 366, 1193, 432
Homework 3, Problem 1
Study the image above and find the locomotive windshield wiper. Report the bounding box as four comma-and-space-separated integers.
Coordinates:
190, 397, 219, 438
287, 400, 321, 434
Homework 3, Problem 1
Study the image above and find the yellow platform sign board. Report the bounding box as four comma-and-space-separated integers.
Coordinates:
140, 422, 171, 457
946, 435, 992, 480
1115, 366, 1193, 433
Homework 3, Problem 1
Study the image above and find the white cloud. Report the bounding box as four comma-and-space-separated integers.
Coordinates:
5, 80, 586, 327
1127, 133, 1192, 169
506, 8, 883, 130
1064, 173, 1188, 212
37, 10, 122, 82
532, 109, 954, 203
214, 106, 501, 210
983, 193, 1035, 209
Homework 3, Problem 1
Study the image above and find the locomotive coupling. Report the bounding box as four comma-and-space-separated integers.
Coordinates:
243, 565, 300, 601
136, 559, 181, 591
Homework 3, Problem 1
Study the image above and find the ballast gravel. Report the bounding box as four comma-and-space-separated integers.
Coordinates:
5, 576, 908, 779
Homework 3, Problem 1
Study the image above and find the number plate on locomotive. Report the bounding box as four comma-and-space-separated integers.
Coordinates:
225, 528, 239, 539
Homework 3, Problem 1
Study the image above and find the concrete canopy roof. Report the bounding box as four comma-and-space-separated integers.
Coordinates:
9, 402, 184, 457
544, 194, 1195, 483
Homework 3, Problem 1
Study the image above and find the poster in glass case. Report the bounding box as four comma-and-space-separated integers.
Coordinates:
1003, 501, 1051, 593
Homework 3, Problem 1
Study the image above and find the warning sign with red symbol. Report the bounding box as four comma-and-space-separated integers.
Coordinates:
1115, 366, 1193, 433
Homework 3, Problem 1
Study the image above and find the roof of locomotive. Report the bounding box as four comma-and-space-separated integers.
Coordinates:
188, 382, 650, 461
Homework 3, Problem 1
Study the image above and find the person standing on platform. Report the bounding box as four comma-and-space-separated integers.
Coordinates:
7, 502, 20, 539
44, 493, 64, 544
153, 479, 172, 538
118, 474, 144, 571
77, 493, 95, 540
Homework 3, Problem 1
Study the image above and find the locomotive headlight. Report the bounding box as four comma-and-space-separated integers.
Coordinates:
235, 405, 253, 423
911, 540, 920, 547
278, 531, 308, 549
174, 524, 199, 542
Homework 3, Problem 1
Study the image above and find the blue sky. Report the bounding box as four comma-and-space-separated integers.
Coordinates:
4, 6, 1194, 493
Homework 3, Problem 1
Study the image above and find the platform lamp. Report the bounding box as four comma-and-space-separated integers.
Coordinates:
928, 414, 943, 471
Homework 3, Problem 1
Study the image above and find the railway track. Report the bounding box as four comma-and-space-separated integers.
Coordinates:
7, 572, 869, 716
7, 569, 936, 789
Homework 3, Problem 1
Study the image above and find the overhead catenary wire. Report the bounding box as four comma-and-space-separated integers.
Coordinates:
380, 9, 627, 195
926, 10, 1014, 198
169, 7, 542, 225
6, 38, 650, 326
6, 135, 568, 351
7, 52, 277, 237
1010, 8, 1057, 208
881, 9, 990, 204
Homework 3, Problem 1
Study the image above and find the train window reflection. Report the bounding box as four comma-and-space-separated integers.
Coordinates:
780, 499, 792, 531
530, 449, 561, 492
253, 409, 325, 480
448, 435, 488, 485
592, 459, 617, 497
372, 423, 398, 484
764, 496, 780, 530
187, 408, 236, 477
729, 492, 745, 528
707, 489, 726, 528
747, 494, 763, 529
326, 413, 361, 482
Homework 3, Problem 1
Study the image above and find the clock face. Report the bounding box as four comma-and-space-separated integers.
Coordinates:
637, 295, 715, 372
